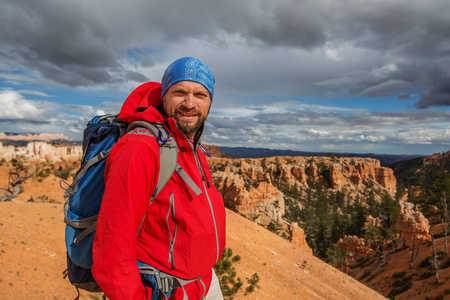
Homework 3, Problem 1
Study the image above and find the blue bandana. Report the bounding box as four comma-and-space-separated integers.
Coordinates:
161, 57, 215, 100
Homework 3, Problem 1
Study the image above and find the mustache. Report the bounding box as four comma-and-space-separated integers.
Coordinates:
174, 107, 201, 116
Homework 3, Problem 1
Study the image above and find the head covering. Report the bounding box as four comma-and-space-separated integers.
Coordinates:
161, 57, 215, 100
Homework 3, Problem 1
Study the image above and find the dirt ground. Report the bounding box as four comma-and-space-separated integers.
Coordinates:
0, 163, 387, 300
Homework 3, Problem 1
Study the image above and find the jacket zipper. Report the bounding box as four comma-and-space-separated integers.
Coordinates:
166, 194, 177, 269
180, 131, 221, 263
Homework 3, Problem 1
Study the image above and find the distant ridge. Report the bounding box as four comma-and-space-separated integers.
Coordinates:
0, 132, 80, 147
218, 146, 423, 166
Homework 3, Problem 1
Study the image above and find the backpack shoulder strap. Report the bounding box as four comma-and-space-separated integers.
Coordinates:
128, 121, 179, 237
127, 121, 178, 200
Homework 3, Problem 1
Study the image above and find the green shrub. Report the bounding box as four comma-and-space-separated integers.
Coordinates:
36, 167, 52, 182
392, 275, 412, 288
214, 247, 243, 300
392, 271, 406, 279
54, 165, 74, 180
418, 256, 431, 268
388, 281, 413, 298
433, 231, 446, 239
420, 271, 433, 279
245, 273, 259, 295
442, 258, 450, 269
359, 270, 371, 281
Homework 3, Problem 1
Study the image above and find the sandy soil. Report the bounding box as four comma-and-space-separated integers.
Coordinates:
0, 163, 387, 300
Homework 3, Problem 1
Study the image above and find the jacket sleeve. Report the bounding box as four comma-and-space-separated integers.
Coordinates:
92, 134, 159, 300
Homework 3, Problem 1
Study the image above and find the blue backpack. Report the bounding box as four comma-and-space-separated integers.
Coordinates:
62, 114, 178, 298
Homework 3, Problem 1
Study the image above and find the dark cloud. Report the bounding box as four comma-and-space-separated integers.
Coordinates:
216, 109, 450, 129
125, 71, 150, 83
415, 74, 450, 109
0, 0, 132, 87
397, 94, 410, 100
1, 0, 450, 115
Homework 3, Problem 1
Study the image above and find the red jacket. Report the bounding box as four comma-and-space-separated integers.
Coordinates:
92, 82, 226, 299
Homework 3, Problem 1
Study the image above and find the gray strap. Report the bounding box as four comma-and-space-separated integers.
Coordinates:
73, 222, 97, 245
73, 149, 111, 185
131, 121, 179, 238
138, 265, 198, 295
127, 121, 161, 137
127, 121, 178, 199
64, 215, 97, 228
64, 215, 98, 245
175, 164, 202, 196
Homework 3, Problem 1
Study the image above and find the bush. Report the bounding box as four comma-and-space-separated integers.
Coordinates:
392, 271, 406, 279
388, 281, 413, 298
36, 167, 52, 182
245, 273, 259, 295
359, 271, 371, 281
418, 256, 431, 268
441, 258, 450, 269
54, 165, 74, 180
392, 275, 412, 288
214, 247, 243, 300
421, 271, 433, 279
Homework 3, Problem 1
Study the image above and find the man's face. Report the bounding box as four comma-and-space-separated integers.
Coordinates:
163, 81, 212, 138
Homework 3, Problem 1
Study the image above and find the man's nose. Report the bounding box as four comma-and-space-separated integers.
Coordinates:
183, 94, 196, 109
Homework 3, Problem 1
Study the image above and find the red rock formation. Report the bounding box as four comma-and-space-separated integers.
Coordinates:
0, 132, 70, 141
396, 200, 432, 244
212, 168, 284, 226
289, 222, 312, 254
0, 141, 82, 162
329, 165, 348, 189
364, 215, 383, 228
338, 235, 373, 255
209, 155, 397, 235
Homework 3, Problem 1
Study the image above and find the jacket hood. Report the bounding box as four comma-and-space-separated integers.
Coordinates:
118, 82, 165, 124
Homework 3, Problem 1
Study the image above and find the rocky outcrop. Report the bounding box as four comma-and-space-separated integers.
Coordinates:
338, 235, 373, 255
209, 155, 397, 250
213, 168, 284, 226
289, 222, 312, 254
210, 156, 397, 227
396, 199, 432, 244
0, 142, 82, 162
0, 132, 71, 141
364, 215, 383, 228
329, 158, 396, 193
0, 143, 16, 161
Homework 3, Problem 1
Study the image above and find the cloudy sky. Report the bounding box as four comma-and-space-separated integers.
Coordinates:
1, 0, 450, 155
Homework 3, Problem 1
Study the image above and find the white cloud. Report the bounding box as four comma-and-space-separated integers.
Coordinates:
369, 63, 398, 79
17, 90, 54, 97
0, 90, 45, 120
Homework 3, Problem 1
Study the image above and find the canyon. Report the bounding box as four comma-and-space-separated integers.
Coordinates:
1, 139, 448, 299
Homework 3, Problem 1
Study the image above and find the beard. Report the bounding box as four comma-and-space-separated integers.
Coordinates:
173, 106, 207, 136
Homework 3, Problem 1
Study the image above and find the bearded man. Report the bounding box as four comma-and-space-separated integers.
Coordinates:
92, 57, 226, 300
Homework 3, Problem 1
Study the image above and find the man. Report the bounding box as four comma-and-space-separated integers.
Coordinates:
92, 57, 226, 300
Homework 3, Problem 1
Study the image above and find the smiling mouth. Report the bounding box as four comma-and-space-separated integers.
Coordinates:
178, 112, 198, 119
176, 108, 200, 120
